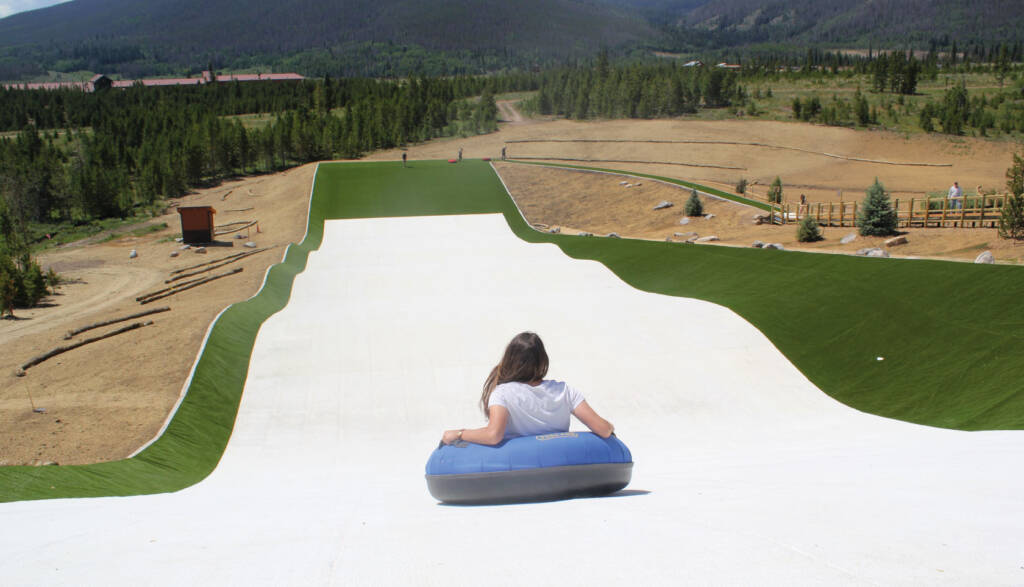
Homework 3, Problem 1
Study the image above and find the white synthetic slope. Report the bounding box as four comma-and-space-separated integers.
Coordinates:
3, 214, 1023, 586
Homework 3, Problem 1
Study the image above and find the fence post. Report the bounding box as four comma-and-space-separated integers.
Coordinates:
852, 201, 857, 228
909, 197, 915, 227
960, 195, 967, 227
980, 194, 986, 226
894, 198, 901, 227
941, 197, 948, 227
828, 202, 833, 227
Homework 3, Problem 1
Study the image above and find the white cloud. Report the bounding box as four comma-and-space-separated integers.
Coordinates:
0, 4, 14, 18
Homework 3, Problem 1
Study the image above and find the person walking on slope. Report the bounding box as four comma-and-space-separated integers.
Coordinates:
948, 181, 963, 210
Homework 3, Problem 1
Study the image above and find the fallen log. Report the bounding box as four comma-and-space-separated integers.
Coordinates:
137, 275, 212, 302
165, 248, 268, 283
65, 307, 170, 339
215, 220, 258, 236
20, 321, 155, 373
170, 247, 269, 275
141, 267, 243, 305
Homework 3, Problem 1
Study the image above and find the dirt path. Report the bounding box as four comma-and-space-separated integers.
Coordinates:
497, 100, 527, 124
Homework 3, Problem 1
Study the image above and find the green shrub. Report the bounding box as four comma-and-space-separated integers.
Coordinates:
735, 178, 748, 194
998, 194, 1024, 240
857, 178, 899, 237
685, 189, 704, 216
768, 176, 783, 204
797, 215, 824, 242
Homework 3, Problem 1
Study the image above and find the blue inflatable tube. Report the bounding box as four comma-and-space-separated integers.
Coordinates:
425, 431, 633, 504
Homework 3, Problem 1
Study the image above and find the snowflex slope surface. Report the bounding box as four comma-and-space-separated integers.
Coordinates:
3, 213, 1023, 585
1, 161, 1022, 584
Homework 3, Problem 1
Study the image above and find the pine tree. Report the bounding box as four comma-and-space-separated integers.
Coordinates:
797, 215, 823, 242
999, 153, 1024, 240
685, 189, 703, 217
857, 178, 898, 236
768, 176, 783, 203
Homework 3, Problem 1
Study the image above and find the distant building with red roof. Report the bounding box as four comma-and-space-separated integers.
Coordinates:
2, 71, 304, 92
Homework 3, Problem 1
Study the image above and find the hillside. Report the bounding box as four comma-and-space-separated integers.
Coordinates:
0, 0, 653, 79
1, 0, 1022, 81
633, 0, 1024, 47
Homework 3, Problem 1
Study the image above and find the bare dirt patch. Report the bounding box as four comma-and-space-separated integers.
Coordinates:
493, 161, 1023, 263
0, 164, 315, 466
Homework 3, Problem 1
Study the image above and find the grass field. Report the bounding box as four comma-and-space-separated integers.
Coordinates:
2, 159, 1021, 502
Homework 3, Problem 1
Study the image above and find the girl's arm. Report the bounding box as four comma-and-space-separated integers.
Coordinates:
572, 400, 614, 438
442, 406, 509, 446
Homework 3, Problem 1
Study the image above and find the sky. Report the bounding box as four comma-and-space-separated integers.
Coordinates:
0, 0, 66, 19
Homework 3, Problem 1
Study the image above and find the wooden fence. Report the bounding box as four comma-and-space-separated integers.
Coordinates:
768, 194, 1011, 229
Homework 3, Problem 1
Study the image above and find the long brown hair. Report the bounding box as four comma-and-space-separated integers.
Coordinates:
480, 332, 549, 416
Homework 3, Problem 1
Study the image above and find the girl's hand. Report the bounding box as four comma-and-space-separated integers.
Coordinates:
441, 429, 462, 445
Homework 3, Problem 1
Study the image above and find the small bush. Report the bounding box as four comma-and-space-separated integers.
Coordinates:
685, 189, 704, 216
797, 215, 824, 242
857, 178, 899, 237
736, 178, 748, 194
768, 176, 783, 204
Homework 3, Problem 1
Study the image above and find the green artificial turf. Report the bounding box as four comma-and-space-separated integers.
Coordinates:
2, 159, 1022, 503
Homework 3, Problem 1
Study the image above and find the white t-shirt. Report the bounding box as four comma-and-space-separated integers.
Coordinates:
488, 380, 585, 438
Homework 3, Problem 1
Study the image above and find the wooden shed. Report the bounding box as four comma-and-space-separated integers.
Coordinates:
177, 206, 216, 244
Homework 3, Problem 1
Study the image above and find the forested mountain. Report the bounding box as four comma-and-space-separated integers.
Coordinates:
1, 0, 1022, 81
626, 0, 1024, 48
0, 0, 653, 79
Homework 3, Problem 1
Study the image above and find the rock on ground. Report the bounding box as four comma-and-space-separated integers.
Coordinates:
840, 233, 857, 244
975, 251, 994, 264
885, 236, 908, 247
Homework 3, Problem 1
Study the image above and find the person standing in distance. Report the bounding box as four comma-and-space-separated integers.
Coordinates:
948, 181, 963, 210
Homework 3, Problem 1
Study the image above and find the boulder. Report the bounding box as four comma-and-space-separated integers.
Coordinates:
858, 247, 890, 258
169, 251, 179, 258
974, 251, 994, 264
548, 227, 561, 234
840, 233, 857, 244
577, 232, 593, 237
679, 217, 690, 225
704, 214, 715, 220
764, 243, 786, 250
695, 236, 719, 243
751, 240, 765, 248
244, 242, 258, 248
753, 214, 769, 225
607, 232, 621, 239
885, 236, 908, 247
674, 232, 696, 238
686, 235, 699, 243
194, 247, 208, 254
653, 201, 674, 210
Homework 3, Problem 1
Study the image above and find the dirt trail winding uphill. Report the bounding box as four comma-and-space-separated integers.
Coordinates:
496, 100, 528, 124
